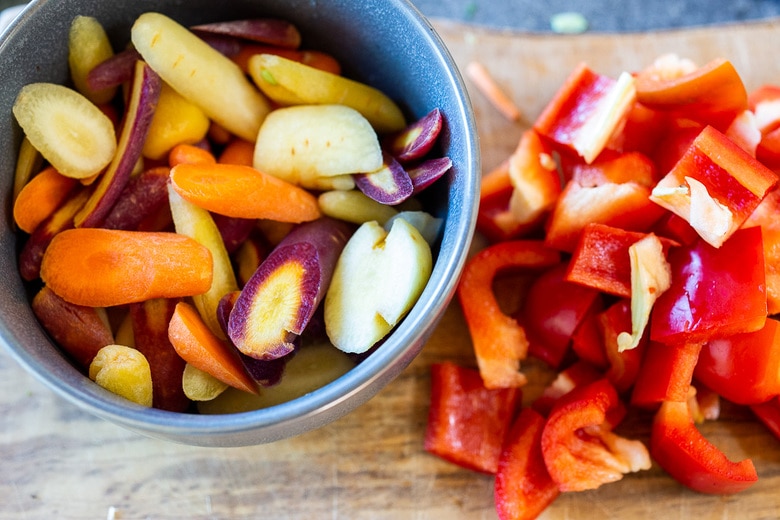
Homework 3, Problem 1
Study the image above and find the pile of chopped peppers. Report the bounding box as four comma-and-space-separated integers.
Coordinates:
425, 54, 780, 519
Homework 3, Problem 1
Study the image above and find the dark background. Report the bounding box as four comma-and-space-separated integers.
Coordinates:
3, 0, 780, 32
410, 0, 780, 32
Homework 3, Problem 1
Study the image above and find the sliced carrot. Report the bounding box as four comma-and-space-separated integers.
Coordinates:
207, 121, 233, 145
168, 142, 217, 167
170, 162, 322, 222
40, 228, 213, 307
232, 44, 341, 75
218, 138, 255, 166
168, 301, 258, 394
13, 166, 78, 233
18, 188, 90, 282
299, 50, 342, 75
466, 61, 522, 122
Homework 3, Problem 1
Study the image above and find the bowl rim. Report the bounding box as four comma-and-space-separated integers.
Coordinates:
0, 0, 481, 446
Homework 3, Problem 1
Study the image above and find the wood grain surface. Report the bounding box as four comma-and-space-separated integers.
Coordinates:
4, 18, 780, 520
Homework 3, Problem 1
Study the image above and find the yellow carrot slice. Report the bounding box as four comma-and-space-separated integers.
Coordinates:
40, 228, 213, 307
170, 162, 321, 223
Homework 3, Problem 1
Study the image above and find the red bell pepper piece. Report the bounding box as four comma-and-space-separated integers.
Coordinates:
631, 341, 702, 409
650, 125, 777, 248
751, 396, 780, 441
570, 301, 609, 369
494, 408, 560, 520
477, 131, 562, 243
566, 223, 676, 297
457, 241, 561, 388
532, 360, 604, 416
598, 299, 647, 393
606, 100, 668, 157
695, 318, 780, 405
748, 84, 780, 132
652, 211, 700, 246
567, 150, 658, 188
477, 160, 534, 243
651, 120, 704, 178
540, 378, 651, 492
755, 125, 780, 169
650, 400, 758, 494
635, 58, 748, 131
544, 179, 666, 252
424, 362, 521, 474
521, 262, 601, 369
743, 188, 780, 314
650, 225, 767, 345
534, 63, 636, 164
505, 129, 561, 228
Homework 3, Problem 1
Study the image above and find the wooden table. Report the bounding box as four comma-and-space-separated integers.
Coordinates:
4, 19, 780, 519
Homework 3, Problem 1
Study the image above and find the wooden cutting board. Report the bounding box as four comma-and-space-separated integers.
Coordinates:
3, 18, 780, 519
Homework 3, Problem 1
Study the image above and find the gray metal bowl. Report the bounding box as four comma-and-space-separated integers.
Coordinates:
0, 0, 479, 446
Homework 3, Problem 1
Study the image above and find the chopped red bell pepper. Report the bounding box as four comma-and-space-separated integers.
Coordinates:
477, 160, 542, 243
631, 341, 702, 409
532, 360, 604, 416
650, 125, 777, 248
544, 179, 666, 252
598, 299, 647, 393
570, 301, 609, 369
605, 100, 668, 157
650, 399, 758, 494
650, 225, 767, 345
540, 378, 651, 492
695, 318, 780, 405
424, 362, 521, 474
476, 159, 523, 243
457, 240, 561, 388
567, 150, 658, 188
743, 188, 780, 314
566, 223, 676, 297
635, 58, 748, 131
520, 262, 601, 369
748, 84, 780, 132
652, 211, 700, 246
506, 129, 561, 228
651, 120, 704, 178
751, 396, 780, 441
756, 125, 780, 170
494, 407, 560, 520
534, 62, 637, 164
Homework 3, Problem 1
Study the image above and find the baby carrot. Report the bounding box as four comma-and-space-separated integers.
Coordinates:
300, 50, 342, 75
170, 162, 322, 222
218, 138, 255, 166
168, 142, 217, 167
40, 228, 213, 307
466, 61, 522, 122
168, 301, 258, 394
232, 44, 341, 75
13, 166, 78, 233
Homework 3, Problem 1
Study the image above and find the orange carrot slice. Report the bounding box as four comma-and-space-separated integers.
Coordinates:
168, 143, 217, 167
232, 44, 341, 75
466, 61, 522, 122
218, 138, 255, 166
40, 228, 213, 307
168, 301, 258, 394
170, 162, 322, 222
13, 166, 78, 233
